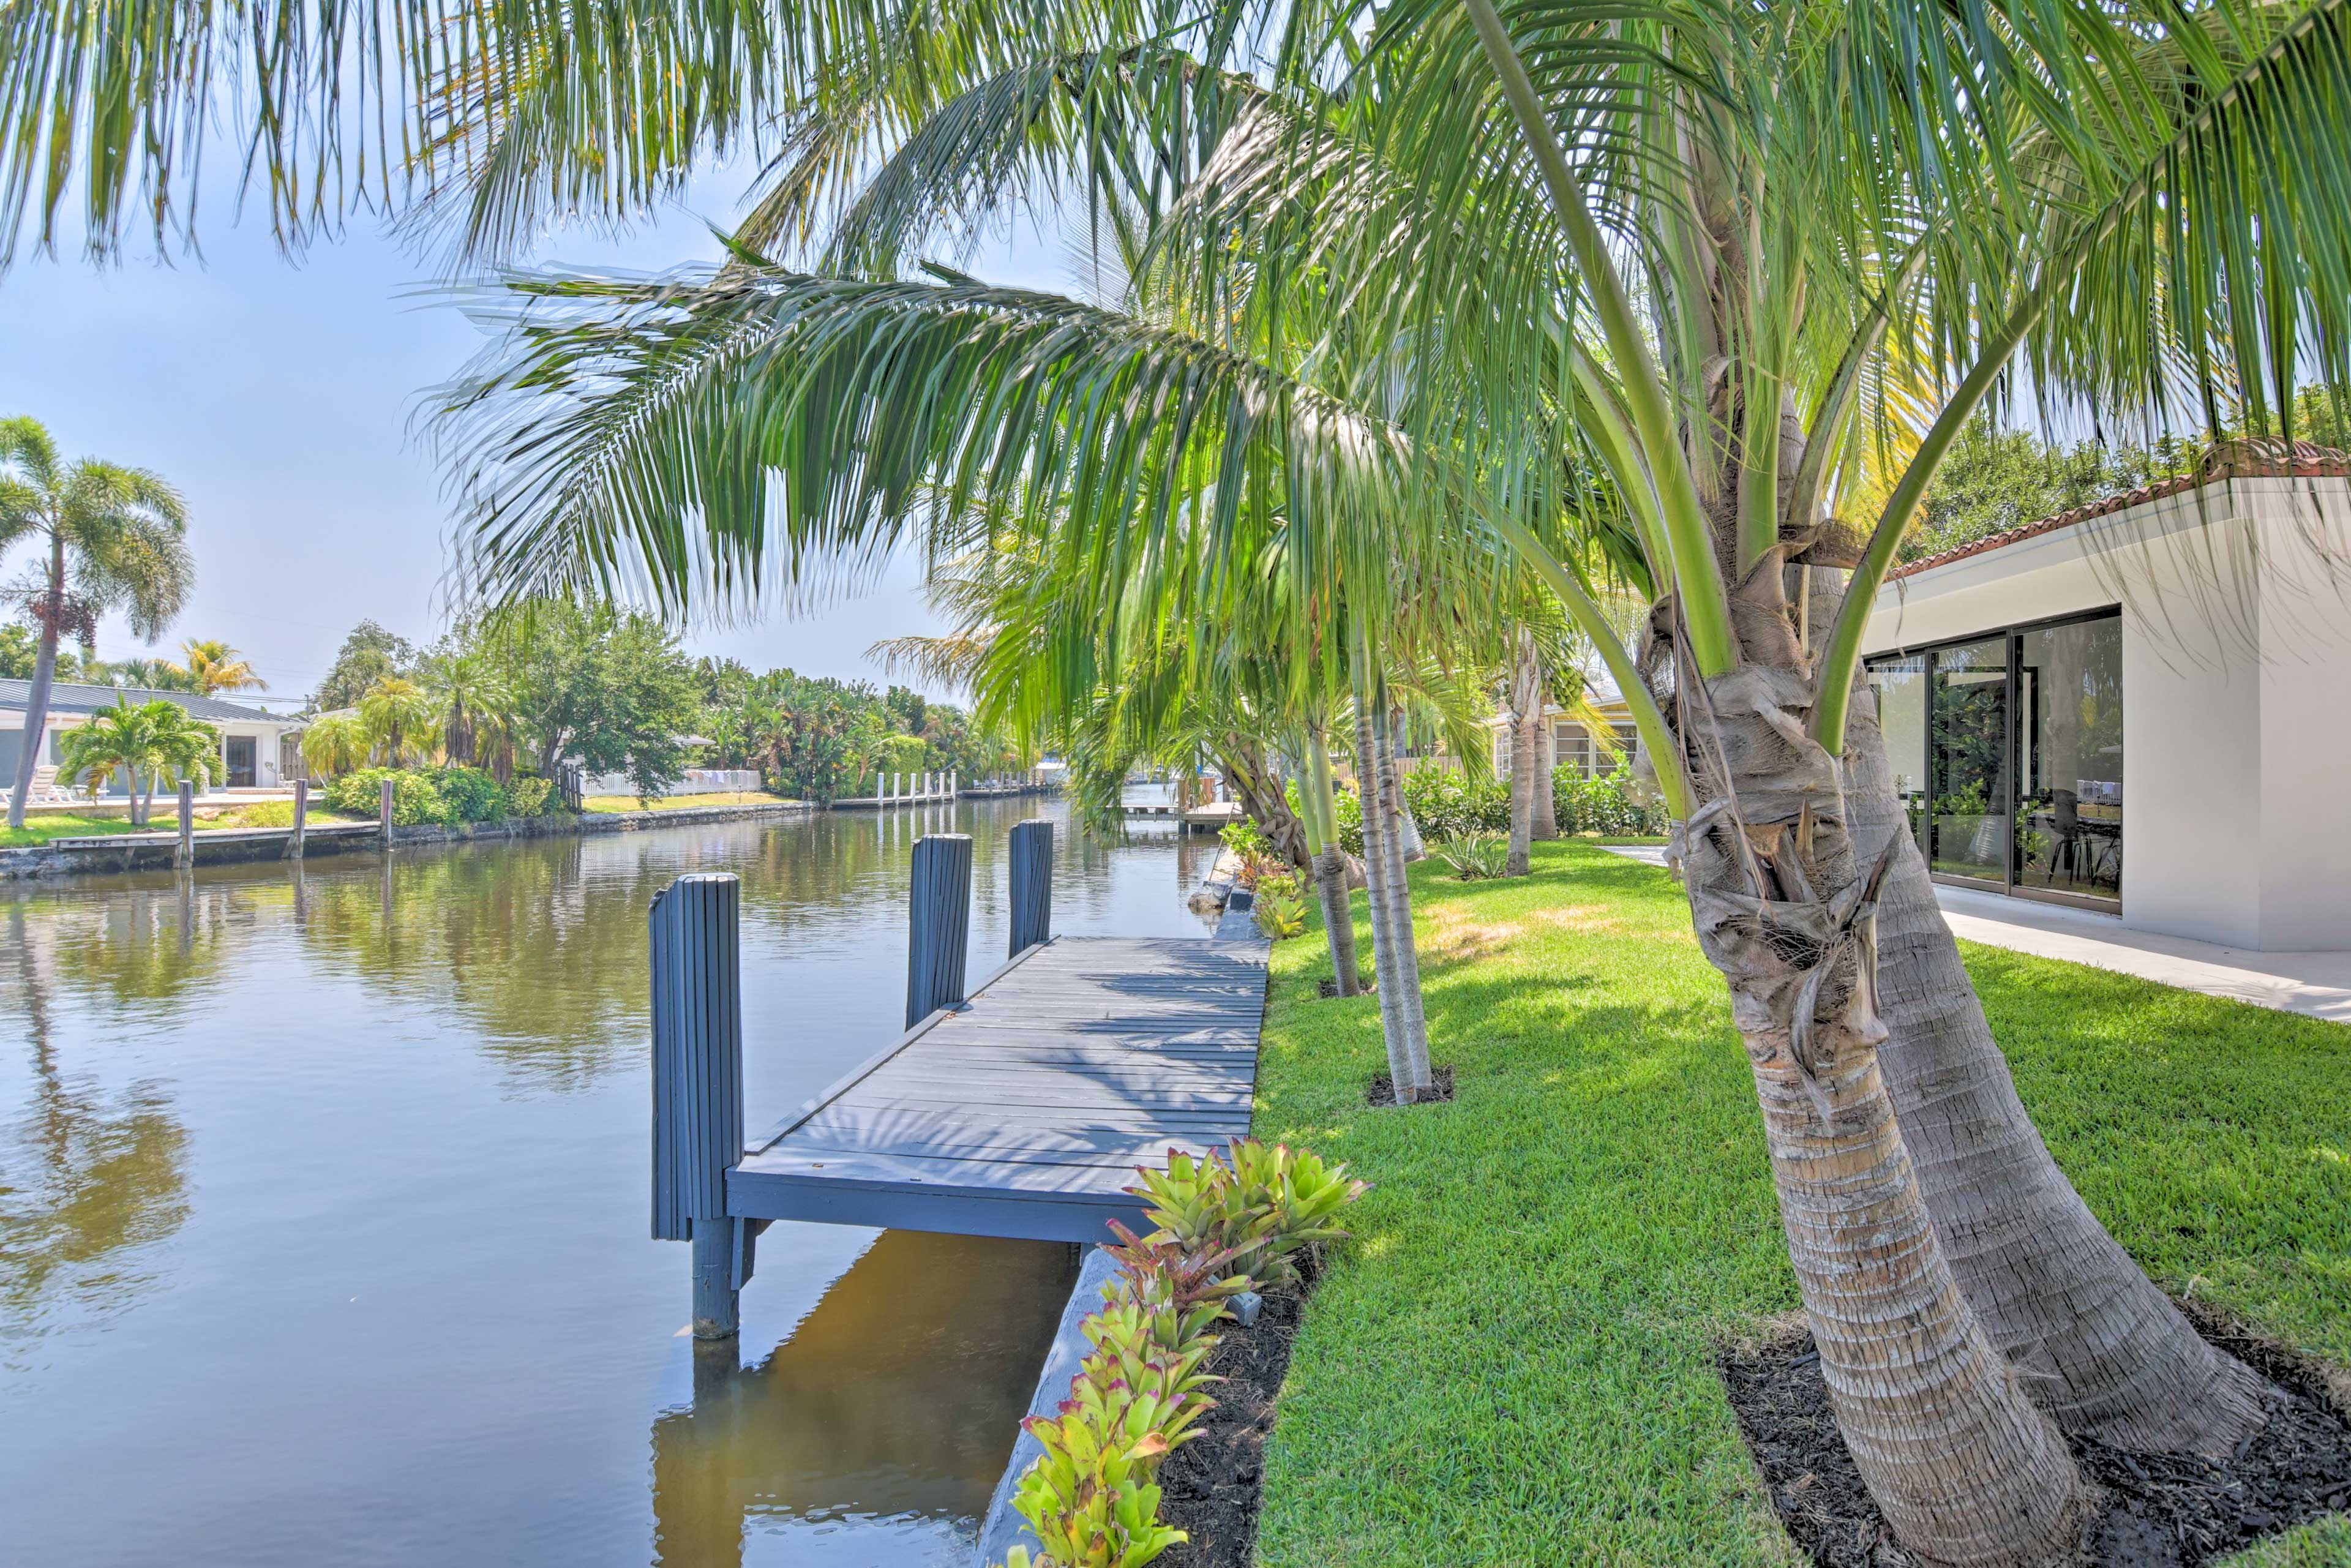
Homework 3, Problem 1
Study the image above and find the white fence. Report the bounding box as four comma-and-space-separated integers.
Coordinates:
577, 767, 763, 798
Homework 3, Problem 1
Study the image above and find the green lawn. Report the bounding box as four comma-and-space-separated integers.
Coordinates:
1, 803, 366, 846
582, 790, 798, 812
1250, 841, 2351, 1567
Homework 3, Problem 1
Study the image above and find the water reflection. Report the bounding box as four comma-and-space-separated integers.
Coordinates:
0, 907, 191, 1348
652, 1232, 1078, 1567
0, 798, 1204, 1567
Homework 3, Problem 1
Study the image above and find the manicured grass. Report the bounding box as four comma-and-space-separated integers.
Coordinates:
582, 790, 798, 812
0, 804, 365, 845
1250, 842, 2351, 1567
0, 813, 144, 846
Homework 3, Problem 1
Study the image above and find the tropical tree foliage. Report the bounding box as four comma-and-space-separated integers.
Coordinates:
311, 620, 419, 713
0, 415, 193, 828
54, 697, 222, 825
171, 638, 266, 696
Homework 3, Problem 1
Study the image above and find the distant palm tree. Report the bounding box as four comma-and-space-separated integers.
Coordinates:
299, 712, 369, 780
54, 698, 222, 826
425, 649, 517, 778
1, 417, 192, 830
357, 677, 437, 767
173, 639, 265, 697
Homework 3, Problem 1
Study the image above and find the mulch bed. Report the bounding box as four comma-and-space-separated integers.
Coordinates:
1316, 973, 1374, 999
1155, 1251, 1321, 1568
1366, 1064, 1457, 1106
1719, 1302, 2351, 1567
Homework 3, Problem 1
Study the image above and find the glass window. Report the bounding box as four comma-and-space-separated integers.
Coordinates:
1929, 637, 2011, 884
1867, 655, 1929, 857
2014, 617, 2123, 902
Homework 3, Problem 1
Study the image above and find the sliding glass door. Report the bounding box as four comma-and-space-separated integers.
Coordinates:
1865, 610, 2122, 909
2014, 617, 2124, 900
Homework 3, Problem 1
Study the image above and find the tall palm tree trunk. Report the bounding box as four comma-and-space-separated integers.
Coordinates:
1507, 626, 1541, 875
6, 533, 66, 831
1842, 688, 2271, 1454
1306, 734, 1363, 997
1389, 708, 1427, 861
1671, 594, 2090, 1564
1368, 684, 1435, 1097
1352, 700, 1414, 1094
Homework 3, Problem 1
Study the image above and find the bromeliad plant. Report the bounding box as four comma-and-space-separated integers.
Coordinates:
993, 1141, 1365, 1568
1129, 1140, 1368, 1292
1250, 872, 1308, 940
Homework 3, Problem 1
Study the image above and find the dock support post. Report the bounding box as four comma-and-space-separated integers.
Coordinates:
907, 833, 973, 1027
1008, 819, 1053, 956
288, 779, 309, 859
379, 778, 395, 846
650, 874, 747, 1340
176, 782, 193, 867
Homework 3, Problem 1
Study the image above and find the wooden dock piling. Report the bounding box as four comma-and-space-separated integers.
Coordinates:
288, 779, 309, 859
176, 782, 193, 868
1008, 819, 1053, 956
650, 873, 748, 1340
906, 833, 973, 1028
378, 778, 395, 845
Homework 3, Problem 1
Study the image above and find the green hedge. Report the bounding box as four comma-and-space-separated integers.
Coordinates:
1286, 763, 1665, 855
318, 766, 564, 827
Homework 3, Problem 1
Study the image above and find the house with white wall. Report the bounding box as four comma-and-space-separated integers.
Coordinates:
1859, 445, 2351, 951
1483, 685, 1644, 779
0, 680, 306, 799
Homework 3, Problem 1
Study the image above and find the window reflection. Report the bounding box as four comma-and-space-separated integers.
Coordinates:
2014, 618, 2123, 900
1929, 638, 2012, 885
1866, 655, 1929, 857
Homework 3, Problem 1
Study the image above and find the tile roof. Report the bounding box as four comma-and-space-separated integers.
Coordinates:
0, 678, 294, 723
1886, 440, 2351, 582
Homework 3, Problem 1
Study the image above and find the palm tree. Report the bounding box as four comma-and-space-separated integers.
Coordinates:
172, 639, 265, 697
358, 677, 438, 767
425, 647, 517, 777
54, 697, 222, 825
1, 417, 193, 829
300, 712, 370, 781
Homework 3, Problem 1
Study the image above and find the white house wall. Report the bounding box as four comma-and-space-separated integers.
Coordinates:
1863, 476, 2351, 951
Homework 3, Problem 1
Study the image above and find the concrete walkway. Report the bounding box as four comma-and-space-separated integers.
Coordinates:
1597, 844, 2351, 1024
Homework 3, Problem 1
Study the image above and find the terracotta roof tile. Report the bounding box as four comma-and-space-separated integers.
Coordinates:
1886, 441, 2351, 581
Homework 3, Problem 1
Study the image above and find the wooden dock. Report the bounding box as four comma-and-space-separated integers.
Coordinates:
1122, 800, 1245, 833
732, 936, 1265, 1242
648, 819, 1270, 1338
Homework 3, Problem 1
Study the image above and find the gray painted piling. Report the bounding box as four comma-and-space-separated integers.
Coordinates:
649, 873, 748, 1340
975, 1245, 1123, 1567
288, 778, 308, 858
906, 833, 973, 1028
176, 783, 193, 868
1007, 819, 1053, 956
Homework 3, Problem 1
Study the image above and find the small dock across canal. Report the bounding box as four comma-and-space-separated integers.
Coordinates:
650, 819, 1269, 1337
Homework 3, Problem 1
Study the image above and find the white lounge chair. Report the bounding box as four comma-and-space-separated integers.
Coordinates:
24, 765, 78, 806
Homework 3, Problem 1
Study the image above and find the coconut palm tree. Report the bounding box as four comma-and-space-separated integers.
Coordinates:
54, 697, 222, 825
172, 639, 265, 697
0, 417, 193, 829
419, 0, 2351, 1546
424, 646, 518, 777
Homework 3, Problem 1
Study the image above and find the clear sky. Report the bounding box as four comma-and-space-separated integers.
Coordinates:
1, 165, 1073, 711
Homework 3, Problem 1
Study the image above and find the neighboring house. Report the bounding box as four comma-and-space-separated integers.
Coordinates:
1860, 443, 2351, 951
0, 680, 306, 798
1483, 685, 1643, 779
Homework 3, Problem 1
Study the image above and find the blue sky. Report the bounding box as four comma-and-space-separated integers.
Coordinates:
1, 166, 1073, 710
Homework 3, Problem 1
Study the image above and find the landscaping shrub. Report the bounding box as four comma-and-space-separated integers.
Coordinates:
1432, 830, 1510, 880
318, 765, 566, 827
1252, 872, 1308, 939
1553, 763, 1668, 836
506, 775, 557, 817
991, 1142, 1365, 1568
1400, 768, 1511, 838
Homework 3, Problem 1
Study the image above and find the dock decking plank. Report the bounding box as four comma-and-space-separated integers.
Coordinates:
728, 934, 1269, 1242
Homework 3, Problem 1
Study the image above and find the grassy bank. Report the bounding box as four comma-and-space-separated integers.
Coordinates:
581, 790, 797, 812
1, 803, 365, 846
1250, 842, 2351, 1566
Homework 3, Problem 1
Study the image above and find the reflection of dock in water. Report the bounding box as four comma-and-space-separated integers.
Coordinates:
649, 1231, 1077, 1566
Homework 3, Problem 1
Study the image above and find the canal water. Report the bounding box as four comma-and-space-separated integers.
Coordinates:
0, 796, 1220, 1567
